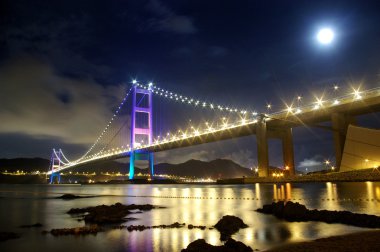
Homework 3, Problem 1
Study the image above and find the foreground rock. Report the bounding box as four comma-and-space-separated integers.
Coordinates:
19, 223, 43, 228
257, 201, 380, 228
188, 224, 206, 230
266, 230, 380, 252
0, 232, 21, 242
68, 203, 161, 224
55, 194, 93, 200
182, 238, 253, 252
214, 215, 248, 241
117, 222, 186, 231
42, 225, 102, 236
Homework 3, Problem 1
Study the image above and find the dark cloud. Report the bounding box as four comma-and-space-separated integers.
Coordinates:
144, 0, 197, 34
208, 46, 229, 57
0, 57, 125, 147
155, 142, 254, 168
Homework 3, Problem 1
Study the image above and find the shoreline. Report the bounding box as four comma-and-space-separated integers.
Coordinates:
266, 230, 380, 252
218, 168, 380, 184
1, 168, 380, 184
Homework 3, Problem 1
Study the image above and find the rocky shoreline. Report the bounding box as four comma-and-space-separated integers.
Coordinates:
6, 199, 380, 251
266, 230, 380, 252
67, 202, 162, 224
257, 201, 380, 228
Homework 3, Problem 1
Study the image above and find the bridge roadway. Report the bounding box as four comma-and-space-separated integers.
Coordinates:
57, 88, 380, 176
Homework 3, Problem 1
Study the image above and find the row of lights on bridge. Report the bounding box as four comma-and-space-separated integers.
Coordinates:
56, 82, 374, 169
133, 80, 255, 117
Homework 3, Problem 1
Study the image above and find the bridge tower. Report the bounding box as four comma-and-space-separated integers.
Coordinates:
129, 83, 154, 179
49, 149, 62, 184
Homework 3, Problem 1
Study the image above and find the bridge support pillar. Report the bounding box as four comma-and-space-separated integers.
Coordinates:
129, 84, 154, 180
149, 152, 154, 177
129, 151, 154, 179
331, 113, 356, 171
49, 172, 61, 184
282, 128, 295, 175
256, 115, 269, 177
129, 151, 135, 180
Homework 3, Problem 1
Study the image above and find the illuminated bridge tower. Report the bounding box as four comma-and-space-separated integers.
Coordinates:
49, 149, 62, 184
129, 83, 154, 179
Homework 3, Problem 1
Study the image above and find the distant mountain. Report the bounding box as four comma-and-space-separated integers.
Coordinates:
154, 159, 252, 179
0, 158, 49, 172
0, 158, 253, 179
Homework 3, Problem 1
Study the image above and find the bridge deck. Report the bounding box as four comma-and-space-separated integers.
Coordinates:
52, 88, 380, 173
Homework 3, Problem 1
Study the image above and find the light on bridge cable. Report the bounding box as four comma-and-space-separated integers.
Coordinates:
59, 82, 377, 171
136, 82, 257, 118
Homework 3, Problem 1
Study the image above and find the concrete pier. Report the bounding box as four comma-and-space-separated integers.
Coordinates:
256, 115, 269, 177
331, 113, 356, 171
282, 127, 295, 175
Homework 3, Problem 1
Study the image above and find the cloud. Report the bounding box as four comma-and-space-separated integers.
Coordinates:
155, 149, 215, 164
299, 159, 322, 167
4, 14, 111, 81
298, 155, 324, 171
154, 146, 252, 168
144, 0, 197, 34
0, 57, 127, 148
223, 150, 253, 168
208, 46, 229, 57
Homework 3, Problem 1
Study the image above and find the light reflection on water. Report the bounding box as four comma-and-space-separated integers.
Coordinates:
0, 182, 380, 251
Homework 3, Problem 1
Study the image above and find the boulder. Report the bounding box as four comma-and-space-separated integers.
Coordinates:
118, 222, 186, 232
67, 203, 159, 224
214, 215, 248, 241
47, 225, 102, 236
181, 238, 253, 252
56, 194, 82, 200
257, 201, 380, 228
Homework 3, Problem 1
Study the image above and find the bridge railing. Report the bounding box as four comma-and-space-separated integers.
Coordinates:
49, 86, 380, 174
267, 86, 380, 119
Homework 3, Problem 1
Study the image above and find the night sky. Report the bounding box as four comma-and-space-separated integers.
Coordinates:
1, 0, 380, 171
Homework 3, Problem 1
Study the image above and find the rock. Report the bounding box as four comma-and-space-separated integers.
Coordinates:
181, 238, 253, 252
19, 223, 43, 228
214, 215, 248, 241
257, 201, 380, 228
282, 201, 308, 221
56, 194, 82, 200
225, 238, 254, 251
118, 222, 186, 232
47, 225, 102, 236
67, 203, 159, 224
0, 232, 21, 242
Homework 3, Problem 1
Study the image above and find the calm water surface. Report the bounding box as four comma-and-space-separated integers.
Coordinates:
1, 182, 380, 251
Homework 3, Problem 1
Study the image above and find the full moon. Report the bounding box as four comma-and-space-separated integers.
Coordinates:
317, 28, 334, 44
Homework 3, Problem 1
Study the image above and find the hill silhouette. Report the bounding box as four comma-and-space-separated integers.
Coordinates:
0, 158, 253, 179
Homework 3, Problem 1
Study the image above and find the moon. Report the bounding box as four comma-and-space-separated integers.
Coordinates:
317, 28, 334, 44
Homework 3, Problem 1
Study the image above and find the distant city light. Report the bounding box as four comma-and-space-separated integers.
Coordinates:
317, 28, 334, 45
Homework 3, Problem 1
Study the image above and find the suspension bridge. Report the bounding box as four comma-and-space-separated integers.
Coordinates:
48, 81, 380, 183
